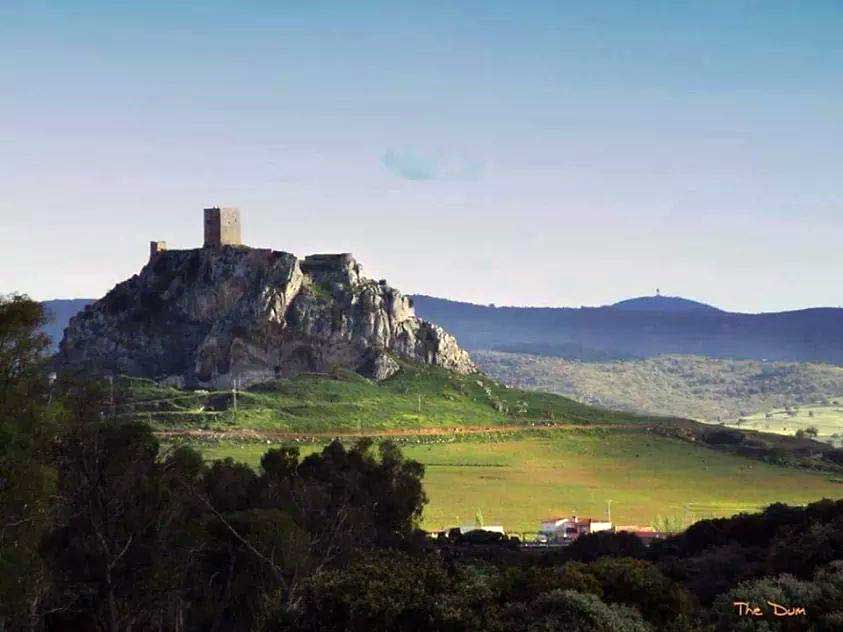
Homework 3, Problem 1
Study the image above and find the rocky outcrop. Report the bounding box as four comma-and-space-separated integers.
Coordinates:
57, 247, 475, 387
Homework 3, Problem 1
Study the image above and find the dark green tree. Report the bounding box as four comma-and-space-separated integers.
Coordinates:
500, 589, 653, 632
0, 295, 56, 629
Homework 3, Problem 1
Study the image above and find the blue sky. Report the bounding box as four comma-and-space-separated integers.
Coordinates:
2, 1, 842, 311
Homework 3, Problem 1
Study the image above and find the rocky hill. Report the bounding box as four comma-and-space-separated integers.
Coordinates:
57, 248, 474, 387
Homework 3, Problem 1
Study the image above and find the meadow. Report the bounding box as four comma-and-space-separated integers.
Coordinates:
733, 401, 843, 446
194, 428, 843, 533
119, 364, 843, 533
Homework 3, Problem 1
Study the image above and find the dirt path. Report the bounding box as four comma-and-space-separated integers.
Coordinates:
155, 422, 646, 442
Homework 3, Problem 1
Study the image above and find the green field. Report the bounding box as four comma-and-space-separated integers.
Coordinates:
732, 402, 843, 446
120, 363, 843, 533
194, 429, 843, 533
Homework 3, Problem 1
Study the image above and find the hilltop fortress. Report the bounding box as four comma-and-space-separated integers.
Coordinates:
149, 206, 242, 258
58, 207, 474, 387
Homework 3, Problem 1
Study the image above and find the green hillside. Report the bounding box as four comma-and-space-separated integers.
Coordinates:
115, 361, 652, 434
110, 361, 843, 533
474, 351, 843, 425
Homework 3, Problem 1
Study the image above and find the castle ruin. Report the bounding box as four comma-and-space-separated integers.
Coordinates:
149, 241, 167, 259
204, 207, 242, 248
149, 207, 243, 259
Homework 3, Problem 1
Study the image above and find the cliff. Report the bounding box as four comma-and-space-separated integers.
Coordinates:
57, 248, 474, 387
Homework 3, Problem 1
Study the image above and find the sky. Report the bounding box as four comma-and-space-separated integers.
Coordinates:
1, 0, 842, 313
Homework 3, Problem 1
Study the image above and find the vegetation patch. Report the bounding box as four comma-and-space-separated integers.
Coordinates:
475, 350, 843, 424
113, 363, 659, 434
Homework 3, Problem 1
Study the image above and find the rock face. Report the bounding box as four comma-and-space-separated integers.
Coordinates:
58, 248, 475, 387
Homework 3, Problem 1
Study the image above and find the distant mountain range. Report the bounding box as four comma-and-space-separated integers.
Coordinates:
42, 294, 843, 365
409, 295, 843, 365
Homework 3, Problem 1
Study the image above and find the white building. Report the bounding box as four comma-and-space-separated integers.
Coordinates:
539, 515, 612, 541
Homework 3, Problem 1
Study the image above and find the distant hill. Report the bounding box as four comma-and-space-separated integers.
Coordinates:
42, 299, 94, 351
410, 295, 843, 365
474, 350, 843, 425
611, 294, 721, 313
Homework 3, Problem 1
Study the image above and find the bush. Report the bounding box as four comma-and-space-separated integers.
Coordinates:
500, 589, 653, 632
703, 429, 744, 445
565, 531, 647, 563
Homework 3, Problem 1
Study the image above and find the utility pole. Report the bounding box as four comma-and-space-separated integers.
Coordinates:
232, 375, 239, 423
418, 394, 421, 414
607, 499, 613, 524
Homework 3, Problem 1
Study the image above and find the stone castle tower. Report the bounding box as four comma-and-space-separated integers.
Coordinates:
149, 240, 167, 259
204, 207, 242, 248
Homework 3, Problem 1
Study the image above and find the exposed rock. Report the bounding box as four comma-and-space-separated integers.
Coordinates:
58, 247, 475, 387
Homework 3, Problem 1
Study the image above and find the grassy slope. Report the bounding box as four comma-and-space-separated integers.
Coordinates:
118, 363, 843, 532
198, 430, 843, 532
474, 351, 843, 424
117, 363, 654, 433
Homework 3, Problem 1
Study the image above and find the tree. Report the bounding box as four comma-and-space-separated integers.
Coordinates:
42, 422, 199, 631
712, 574, 821, 630
0, 295, 55, 629
500, 589, 653, 632
0, 294, 51, 429
295, 550, 453, 632
565, 531, 647, 563
494, 562, 604, 605
294, 439, 427, 552
768, 517, 843, 579
586, 557, 695, 627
